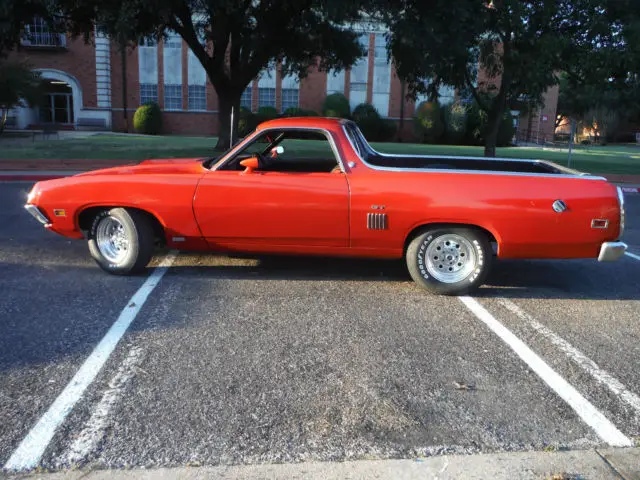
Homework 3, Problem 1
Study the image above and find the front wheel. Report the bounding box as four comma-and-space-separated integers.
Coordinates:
88, 208, 155, 275
406, 227, 492, 295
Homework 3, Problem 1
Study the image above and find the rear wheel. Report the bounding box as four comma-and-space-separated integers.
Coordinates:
406, 227, 492, 295
88, 208, 155, 275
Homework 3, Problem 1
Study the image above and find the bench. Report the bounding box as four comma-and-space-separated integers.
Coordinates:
41, 124, 60, 140
76, 117, 108, 130
4, 116, 17, 128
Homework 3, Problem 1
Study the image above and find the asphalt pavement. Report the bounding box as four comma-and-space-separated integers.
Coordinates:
1, 181, 639, 476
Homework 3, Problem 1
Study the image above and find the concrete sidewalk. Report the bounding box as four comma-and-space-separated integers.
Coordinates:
7, 448, 640, 480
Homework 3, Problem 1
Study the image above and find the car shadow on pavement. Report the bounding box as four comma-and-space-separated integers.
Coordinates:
163, 253, 640, 301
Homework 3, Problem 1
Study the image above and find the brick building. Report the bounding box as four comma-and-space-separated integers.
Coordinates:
8, 20, 557, 143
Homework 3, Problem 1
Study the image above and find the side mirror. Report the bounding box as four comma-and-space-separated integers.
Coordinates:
240, 156, 260, 174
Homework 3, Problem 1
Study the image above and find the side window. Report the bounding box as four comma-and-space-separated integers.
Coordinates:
274, 131, 339, 172
222, 129, 341, 173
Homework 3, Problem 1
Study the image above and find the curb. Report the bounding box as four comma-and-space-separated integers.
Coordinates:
7, 447, 640, 479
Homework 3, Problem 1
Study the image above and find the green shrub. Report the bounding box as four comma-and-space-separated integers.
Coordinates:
282, 107, 318, 117
413, 101, 444, 144
256, 106, 279, 119
237, 107, 258, 137
464, 101, 488, 145
282, 107, 306, 117
443, 103, 467, 144
133, 102, 162, 135
379, 119, 398, 142
352, 103, 381, 140
350, 103, 397, 142
322, 93, 350, 118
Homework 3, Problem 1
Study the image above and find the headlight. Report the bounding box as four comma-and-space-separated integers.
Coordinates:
27, 187, 37, 204
617, 186, 625, 237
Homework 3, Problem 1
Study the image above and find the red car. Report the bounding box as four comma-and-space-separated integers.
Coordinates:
25, 117, 626, 295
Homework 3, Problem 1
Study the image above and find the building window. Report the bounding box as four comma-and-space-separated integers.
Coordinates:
164, 84, 183, 110
188, 85, 206, 111
258, 88, 276, 108
240, 87, 253, 109
372, 34, 391, 117
164, 33, 181, 49
349, 34, 370, 110
281, 88, 299, 112
23, 17, 65, 47
140, 84, 158, 105
139, 37, 157, 47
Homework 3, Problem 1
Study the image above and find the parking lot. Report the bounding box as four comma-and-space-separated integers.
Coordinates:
1, 181, 639, 472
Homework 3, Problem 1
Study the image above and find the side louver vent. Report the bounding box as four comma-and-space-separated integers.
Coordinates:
367, 213, 388, 230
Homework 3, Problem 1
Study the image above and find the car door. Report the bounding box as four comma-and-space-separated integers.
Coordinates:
192, 129, 350, 249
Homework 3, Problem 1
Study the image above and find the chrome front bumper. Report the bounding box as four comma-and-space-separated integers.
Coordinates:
24, 204, 50, 226
598, 241, 627, 262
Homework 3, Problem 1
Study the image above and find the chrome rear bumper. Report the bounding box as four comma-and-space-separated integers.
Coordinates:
598, 241, 627, 262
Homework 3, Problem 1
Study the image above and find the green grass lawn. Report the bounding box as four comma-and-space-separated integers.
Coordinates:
1, 133, 640, 175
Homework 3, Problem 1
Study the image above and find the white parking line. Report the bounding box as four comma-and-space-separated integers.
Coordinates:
499, 298, 640, 415
459, 296, 633, 447
63, 346, 144, 466
625, 251, 640, 261
3, 252, 177, 471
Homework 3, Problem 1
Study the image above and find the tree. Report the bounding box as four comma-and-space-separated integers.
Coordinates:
386, 0, 595, 156
0, 0, 60, 133
0, 0, 57, 58
558, 1, 640, 143
0, 62, 43, 133
64, 0, 368, 149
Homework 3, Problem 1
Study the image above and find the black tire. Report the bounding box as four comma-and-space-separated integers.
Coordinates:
88, 208, 155, 275
406, 227, 492, 295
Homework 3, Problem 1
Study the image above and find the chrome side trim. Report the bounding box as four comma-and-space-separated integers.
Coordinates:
211, 127, 347, 174
24, 204, 50, 225
367, 212, 388, 230
617, 186, 625, 237
598, 241, 627, 262
340, 124, 608, 181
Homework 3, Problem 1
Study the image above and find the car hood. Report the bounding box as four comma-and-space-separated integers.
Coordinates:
74, 157, 206, 177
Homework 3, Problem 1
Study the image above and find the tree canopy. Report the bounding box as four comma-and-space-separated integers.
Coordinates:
63, 0, 371, 147
384, 0, 640, 155
385, 0, 583, 155
0, 0, 57, 58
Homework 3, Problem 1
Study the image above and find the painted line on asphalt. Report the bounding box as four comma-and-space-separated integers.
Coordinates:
63, 346, 144, 466
3, 252, 177, 471
499, 298, 640, 415
458, 296, 633, 447
625, 251, 640, 262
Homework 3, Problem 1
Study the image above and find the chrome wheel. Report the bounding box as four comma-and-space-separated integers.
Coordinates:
424, 234, 477, 283
96, 216, 129, 264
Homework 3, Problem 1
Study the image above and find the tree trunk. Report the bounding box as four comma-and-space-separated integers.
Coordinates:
121, 45, 129, 133
484, 106, 504, 157
215, 91, 242, 151
483, 84, 508, 157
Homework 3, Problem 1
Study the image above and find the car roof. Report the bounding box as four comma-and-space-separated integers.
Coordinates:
256, 116, 348, 131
